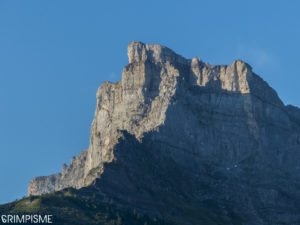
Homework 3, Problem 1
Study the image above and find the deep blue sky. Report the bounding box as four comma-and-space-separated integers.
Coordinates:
0, 0, 299, 204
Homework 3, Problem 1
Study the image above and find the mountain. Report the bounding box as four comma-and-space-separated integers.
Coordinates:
23, 41, 300, 224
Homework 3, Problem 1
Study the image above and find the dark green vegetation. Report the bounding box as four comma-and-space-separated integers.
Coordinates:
0, 189, 171, 225
0, 187, 243, 225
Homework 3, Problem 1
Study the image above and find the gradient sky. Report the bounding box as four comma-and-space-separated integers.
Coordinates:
0, 0, 299, 204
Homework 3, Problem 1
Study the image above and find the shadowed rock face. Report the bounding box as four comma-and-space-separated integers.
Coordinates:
28, 42, 300, 225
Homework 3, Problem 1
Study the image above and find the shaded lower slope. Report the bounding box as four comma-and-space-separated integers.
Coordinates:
3, 129, 300, 225
4, 123, 300, 225
80, 131, 245, 225
84, 131, 300, 225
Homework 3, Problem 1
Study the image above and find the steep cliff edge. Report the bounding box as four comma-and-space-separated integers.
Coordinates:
28, 42, 300, 225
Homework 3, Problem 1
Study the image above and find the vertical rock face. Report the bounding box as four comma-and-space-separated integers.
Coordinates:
29, 42, 190, 194
28, 42, 300, 225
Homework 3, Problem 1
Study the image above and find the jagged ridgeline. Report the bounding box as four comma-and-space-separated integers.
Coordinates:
20, 42, 300, 224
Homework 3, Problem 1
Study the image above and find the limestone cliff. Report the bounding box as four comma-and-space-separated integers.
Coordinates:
28, 42, 300, 225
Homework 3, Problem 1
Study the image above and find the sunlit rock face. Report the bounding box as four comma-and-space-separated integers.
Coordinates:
29, 42, 300, 225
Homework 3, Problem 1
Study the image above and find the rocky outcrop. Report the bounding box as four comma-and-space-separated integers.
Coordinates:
29, 41, 193, 195
28, 41, 300, 225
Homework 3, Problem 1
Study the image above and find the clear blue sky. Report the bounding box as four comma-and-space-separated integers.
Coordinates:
0, 0, 299, 204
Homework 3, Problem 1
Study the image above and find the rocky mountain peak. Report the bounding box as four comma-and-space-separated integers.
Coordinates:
126, 41, 281, 105
127, 41, 188, 65
28, 42, 300, 225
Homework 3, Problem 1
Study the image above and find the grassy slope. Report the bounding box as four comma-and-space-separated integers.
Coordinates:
0, 187, 243, 225
0, 189, 171, 225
